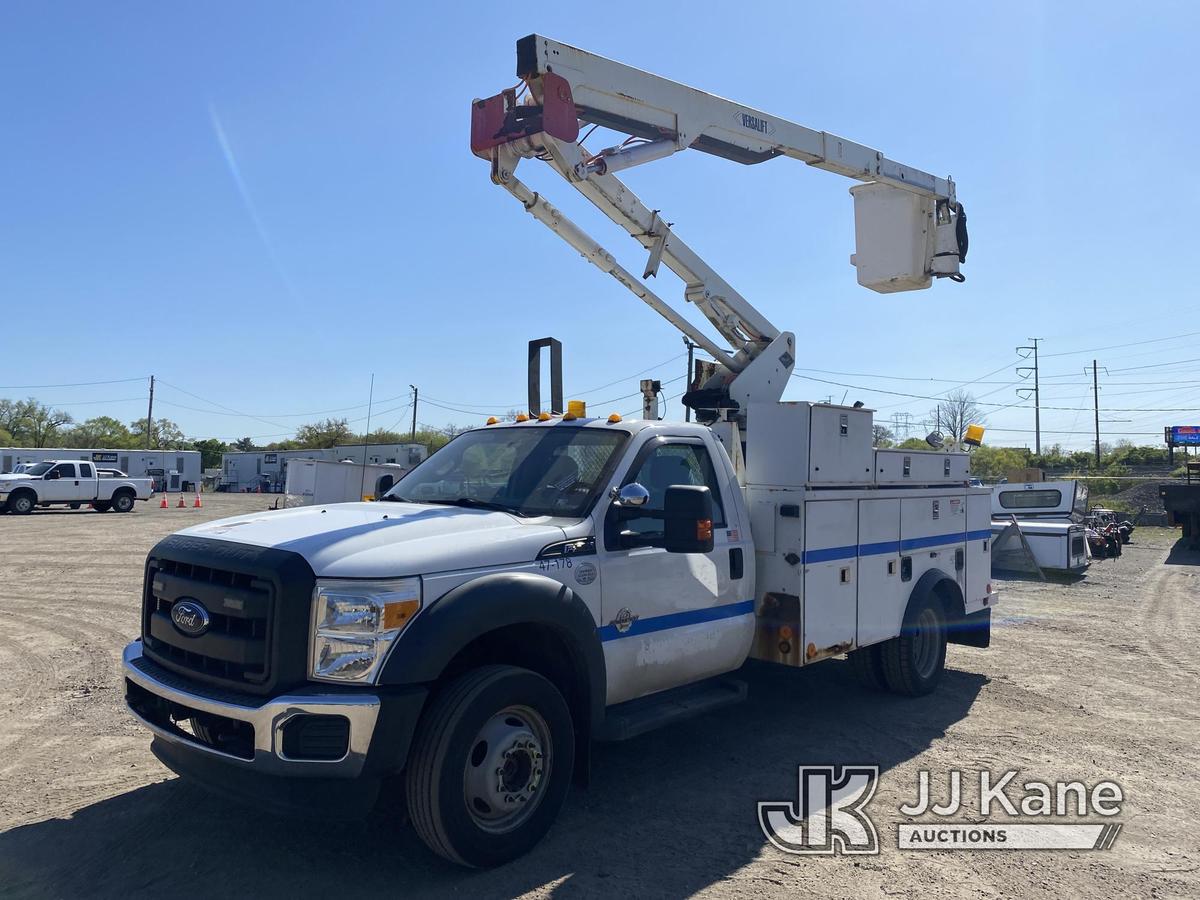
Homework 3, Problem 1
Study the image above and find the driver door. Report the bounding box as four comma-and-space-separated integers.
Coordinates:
41, 462, 79, 502
596, 436, 750, 705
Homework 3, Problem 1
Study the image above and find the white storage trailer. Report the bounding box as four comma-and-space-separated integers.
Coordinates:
989, 480, 1091, 574
284, 458, 410, 507
220, 443, 427, 492
0, 447, 201, 492
991, 519, 1090, 574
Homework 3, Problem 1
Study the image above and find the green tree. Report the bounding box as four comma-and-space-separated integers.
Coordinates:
872, 425, 895, 448
294, 418, 353, 448
233, 437, 257, 452
191, 438, 229, 469
129, 417, 189, 450
66, 416, 135, 448
22, 400, 74, 447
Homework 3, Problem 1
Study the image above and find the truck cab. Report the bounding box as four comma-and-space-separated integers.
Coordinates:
123, 411, 991, 867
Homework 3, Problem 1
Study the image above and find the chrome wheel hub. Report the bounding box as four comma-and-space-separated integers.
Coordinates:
463, 705, 551, 833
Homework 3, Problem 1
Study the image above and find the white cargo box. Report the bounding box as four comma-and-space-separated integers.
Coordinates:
849, 182, 933, 293
875, 449, 969, 485
746, 402, 874, 487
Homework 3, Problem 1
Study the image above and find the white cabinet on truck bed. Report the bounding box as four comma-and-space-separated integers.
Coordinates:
746, 402, 874, 487
876, 448, 969, 485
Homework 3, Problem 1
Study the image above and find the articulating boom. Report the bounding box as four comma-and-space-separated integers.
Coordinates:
472, 34, 968, 420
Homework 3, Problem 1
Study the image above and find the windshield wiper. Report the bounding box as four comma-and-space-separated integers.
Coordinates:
423, 497, 529, 517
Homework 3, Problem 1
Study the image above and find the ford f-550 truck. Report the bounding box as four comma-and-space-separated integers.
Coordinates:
1, 460, 153, 513
122, 36, 982, 867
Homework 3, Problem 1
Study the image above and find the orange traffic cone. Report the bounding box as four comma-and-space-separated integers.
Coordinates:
193, 492, 203, 508
160, 494, 168, 509
177, 494, 186, 508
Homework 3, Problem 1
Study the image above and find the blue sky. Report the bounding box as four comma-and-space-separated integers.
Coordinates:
2, 2, 1197, 449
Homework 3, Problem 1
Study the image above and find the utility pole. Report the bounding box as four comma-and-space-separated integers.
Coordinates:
359, 373, 375, 499
1016, 337, 1041, 455
1086, 360, 1107, 467
682, 336, 696, 422
145, 375, 155, 449
410, 385, 418, 442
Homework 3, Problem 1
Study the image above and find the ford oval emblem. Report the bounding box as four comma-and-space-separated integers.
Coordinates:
171, 599, 210, 637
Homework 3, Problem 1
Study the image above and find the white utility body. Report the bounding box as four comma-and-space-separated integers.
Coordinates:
122, 35, 984, 869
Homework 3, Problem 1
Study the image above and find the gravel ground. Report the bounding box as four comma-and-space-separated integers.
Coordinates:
0, 495, 1197, 898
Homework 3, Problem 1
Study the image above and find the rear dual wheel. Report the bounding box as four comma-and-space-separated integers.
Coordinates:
881, 594, 947, 696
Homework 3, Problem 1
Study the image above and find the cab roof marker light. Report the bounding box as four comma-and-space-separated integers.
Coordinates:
486, 416, 499, 425
607, 413, 622, 423
538, 412, 552, 422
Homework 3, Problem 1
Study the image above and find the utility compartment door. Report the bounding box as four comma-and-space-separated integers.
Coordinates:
857, 498, 903, 646
802, 500, 858, 661
965, 492, 991, 612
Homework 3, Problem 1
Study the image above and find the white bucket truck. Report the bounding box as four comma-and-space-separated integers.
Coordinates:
122, 35, 984, 867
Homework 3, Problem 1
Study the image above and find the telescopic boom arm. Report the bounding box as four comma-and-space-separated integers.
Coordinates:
472, 35, 967, 415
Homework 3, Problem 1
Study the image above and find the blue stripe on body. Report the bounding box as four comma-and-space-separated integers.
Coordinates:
598, 599, 755, 643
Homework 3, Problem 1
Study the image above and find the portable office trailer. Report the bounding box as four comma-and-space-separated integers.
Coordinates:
0, 447, 201, 491
284, 458, 409, 508
219, 443, 428, 493
990, 519, 1089, 574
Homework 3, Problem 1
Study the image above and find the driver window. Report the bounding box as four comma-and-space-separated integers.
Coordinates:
50, 463, 75, 479
621, 443, 726, 538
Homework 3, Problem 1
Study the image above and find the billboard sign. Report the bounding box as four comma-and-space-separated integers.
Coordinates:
91, 452, 119, 463
1168, 426, 1200, 446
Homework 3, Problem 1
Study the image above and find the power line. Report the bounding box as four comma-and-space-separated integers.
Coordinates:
0, 377, 149, 389
1040, 330, 1200, 359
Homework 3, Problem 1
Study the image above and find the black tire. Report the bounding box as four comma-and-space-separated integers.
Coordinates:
848, 643, 889, 691
9, 490, 36, 515
69, 502, 81, 510
406, 665, 574, 868
882, 592, 947, 697
111, 491, 135, 513
92, 501, 112, 513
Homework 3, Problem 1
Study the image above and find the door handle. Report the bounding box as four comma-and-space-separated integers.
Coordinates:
729, 547, 744, 580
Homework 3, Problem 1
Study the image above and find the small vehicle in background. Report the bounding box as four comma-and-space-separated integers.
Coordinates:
0, 460, 154, 514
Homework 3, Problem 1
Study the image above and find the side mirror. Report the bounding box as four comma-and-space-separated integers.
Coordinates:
46, 470, 60, 480
663, 485, 714, 554
611, 482, 650, 507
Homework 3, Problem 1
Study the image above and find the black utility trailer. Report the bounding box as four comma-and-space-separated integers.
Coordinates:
1160, 462, 1200, 549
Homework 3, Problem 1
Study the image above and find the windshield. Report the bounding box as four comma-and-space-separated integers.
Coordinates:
386, 426, 628, 518
23, 463, 53, 476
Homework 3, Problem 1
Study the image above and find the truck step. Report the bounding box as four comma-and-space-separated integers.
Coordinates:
595, 677, 747, 742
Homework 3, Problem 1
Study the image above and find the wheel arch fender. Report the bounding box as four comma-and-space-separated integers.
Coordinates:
378, 571, 606, 732
907, 567, 989, 648
8, 486, 38, 503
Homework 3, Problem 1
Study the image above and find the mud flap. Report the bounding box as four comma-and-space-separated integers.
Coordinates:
948, 607, 991, 648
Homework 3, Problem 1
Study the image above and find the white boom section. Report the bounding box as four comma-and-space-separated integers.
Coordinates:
521, 35, 955, 200
473, 34, 966, 408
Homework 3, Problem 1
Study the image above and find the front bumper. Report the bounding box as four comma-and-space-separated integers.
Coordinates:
123, 639, 381, 778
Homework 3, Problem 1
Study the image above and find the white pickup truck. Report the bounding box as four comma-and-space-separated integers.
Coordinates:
1, 460, 154, 514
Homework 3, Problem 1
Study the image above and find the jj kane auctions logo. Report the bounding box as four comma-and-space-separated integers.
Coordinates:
759, 767, 1124, 854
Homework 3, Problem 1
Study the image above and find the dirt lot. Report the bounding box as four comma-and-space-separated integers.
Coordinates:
0, 494, 1197, 898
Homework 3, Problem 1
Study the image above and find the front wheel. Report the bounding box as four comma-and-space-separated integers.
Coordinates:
406, 665, 574, 868
9, 492, 35, 515
882, 593, 947, 696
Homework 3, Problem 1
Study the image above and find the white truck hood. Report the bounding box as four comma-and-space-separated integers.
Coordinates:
177, 501, 568, 579
0, 474, 32, 483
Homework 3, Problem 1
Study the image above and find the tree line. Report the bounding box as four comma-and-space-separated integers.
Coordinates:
0, 400, 460, 470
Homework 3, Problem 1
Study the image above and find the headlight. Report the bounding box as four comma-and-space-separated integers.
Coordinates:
310, 578, 421, 684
